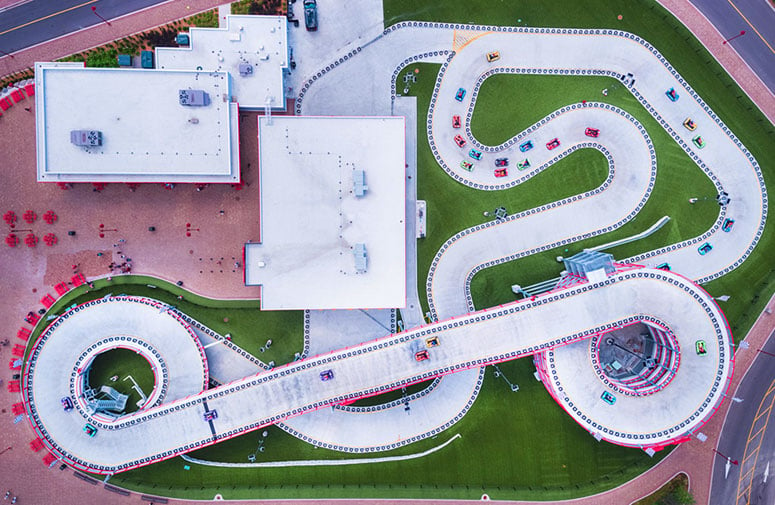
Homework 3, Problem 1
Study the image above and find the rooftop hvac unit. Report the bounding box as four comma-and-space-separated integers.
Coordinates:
179, 89, 211, 106
238, 63, 254, 76
70, 130, 103, 146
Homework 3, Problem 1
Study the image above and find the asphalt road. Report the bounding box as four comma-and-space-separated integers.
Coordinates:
710, 328, 775, 505
689, 0, 775, 95
0, 0, 168, 55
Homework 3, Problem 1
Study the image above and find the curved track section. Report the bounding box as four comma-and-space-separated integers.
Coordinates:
22, 24, 765, 470
23, 296, 208, 472
286, 23, 764, 450
25, 269, 731, 473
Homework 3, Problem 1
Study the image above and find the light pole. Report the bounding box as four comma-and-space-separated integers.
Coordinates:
91, 6, 112, 27
722, 30, 746, 45
712, 447, 738, 465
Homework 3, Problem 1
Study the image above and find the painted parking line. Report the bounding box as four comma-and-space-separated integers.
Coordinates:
0, 0, 98, 37
735, 377, 775, 505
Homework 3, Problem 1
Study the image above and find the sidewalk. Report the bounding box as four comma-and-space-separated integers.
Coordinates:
0, 0, 229, 81
657, 0, 775, 125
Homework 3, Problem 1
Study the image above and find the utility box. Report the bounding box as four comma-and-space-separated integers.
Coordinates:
175, 33, 190, 45
141, 50, 154, 69
117, 54, 132, 67
238, 63, 254, 76
70, 130, 103, 146
179, 89, 211, 107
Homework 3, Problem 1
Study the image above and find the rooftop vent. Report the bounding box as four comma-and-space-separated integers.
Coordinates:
238, 63, 254, 76
70, 130, 102, 146
353, 243, 367, 273
353, 170, 368, 197
179, 89, 211, 107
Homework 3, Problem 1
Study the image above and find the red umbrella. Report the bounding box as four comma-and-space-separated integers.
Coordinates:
24, 233, 38, 247
3, 211, 16, 225
5, 233, 18, 247
23, 210, 37, 224
43, 210, 57, 224
43, 233, 57, 246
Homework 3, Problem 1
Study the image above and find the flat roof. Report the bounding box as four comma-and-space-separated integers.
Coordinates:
246, 116, 406, 310
156, 15, 287, 110
35, 62, 240, 183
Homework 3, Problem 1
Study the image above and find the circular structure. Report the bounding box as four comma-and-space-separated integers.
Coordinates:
82, 346, 158, 416
23, 296, 208, 470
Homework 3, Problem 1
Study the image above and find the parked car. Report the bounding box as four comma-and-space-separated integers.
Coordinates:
61, 397, 73, 411
494, 168, 508, 178
486, 51, 500, 62
698, 242, 713, 255
695, 340, 707, 356
460, 160, 474, 171
495, 158, 509, 167
722, 218, 735, 232
454, 134, 467, 147
665, 87, 679, 102
517, 159, 530, 170
320, 369, 334, 381
584, 127, 600, 138
455, 88, 466, 102
601, 392, 617, 405
303, 0, 317, 31
656, 263, 671, 271
203, 409, 218, 422
469, 148, 482, 160
415, 350, 430, 361
83, 424, 98, 437
519, 140, 534, 152
452, 115, 461, 128
683, 118, 697, 131
692, 135, 706, 149
425, 337, 440, 348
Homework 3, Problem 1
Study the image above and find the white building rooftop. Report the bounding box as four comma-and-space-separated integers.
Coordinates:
35, 62, 240, 184
156, 15, 288, 110
246, 116, 406, 310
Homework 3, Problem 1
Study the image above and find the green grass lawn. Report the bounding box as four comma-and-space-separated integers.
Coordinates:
29, 275, 302, 367
51, 0, 775, 500
108, 356, 668, 501
87, 348, 155, 414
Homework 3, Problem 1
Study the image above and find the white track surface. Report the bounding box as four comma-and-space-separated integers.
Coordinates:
24, 24, 764, 472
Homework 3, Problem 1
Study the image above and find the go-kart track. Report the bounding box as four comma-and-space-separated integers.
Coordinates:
23, 24, 765, 474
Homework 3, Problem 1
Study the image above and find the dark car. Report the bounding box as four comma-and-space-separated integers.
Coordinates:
454, 134, 467, 147
585, 128, 600, 138
601, 392, 616, 405
303, 0, 317, 31
722, 218, 735, 232
452, 115, 461, 128
455, 88, 466, 102
698, 242, 713, 255
320, 369, 334, 381
665, 87, 679, 102
203, 409, 218, 422
495, 158, 509, 167
61, 397, 73, 411
546, 138, 560, 150
656, 263, 671, 271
